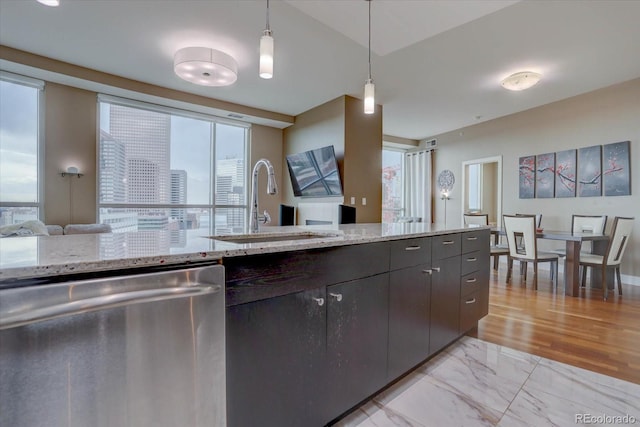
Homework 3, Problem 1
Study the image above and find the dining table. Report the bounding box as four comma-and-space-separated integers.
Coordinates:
491, 228, 610, 297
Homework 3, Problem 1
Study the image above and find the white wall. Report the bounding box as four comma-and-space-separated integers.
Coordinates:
432, 78, 640, 278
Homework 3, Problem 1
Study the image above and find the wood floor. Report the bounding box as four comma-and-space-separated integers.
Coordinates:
467, 263, 640, 385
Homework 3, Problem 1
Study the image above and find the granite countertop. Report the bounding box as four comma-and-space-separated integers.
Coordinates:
0, 223, 485, 282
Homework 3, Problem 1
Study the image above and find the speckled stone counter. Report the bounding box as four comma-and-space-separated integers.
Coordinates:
0, 223, 484, 284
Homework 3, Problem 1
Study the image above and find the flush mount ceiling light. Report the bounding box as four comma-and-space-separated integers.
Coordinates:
501, 71, 542, 91
259, 0, 274, 79
37, 0, 59, 6
364, 0, 375, 114
174, 47, 238, 87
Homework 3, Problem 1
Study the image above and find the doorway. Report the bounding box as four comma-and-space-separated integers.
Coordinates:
461, 156, 502, 226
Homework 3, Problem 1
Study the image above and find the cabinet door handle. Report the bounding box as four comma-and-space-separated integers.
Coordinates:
467, 257, 477, 262
442, 240, 455, 245
329, 293, 343, 302
465, 298, 477, 304
466, 278, 477, 283
313, 297, 325, 307
422, 269, 433, 275
432, 267, 441, 272
405, 245, 421, 251
467, 236, 478, 241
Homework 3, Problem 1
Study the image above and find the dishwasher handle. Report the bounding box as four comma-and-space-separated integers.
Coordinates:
0, 284, 220, 330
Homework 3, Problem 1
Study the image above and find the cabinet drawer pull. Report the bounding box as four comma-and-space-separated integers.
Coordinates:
313, 297, 325, 306
465, 278, 477, 283
467, 236, 478, 241
404, 245, 421, 251
422, 269, 433, 275
465, 298, 477, 304
432, 267, 441, 272
329, 293, 343, 302
442, 240, 455, 245
466, 257, 477, 262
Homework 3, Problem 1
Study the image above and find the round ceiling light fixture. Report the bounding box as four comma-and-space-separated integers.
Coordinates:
174, 47, 238, 87
501, 71, 542, 91
37, 0, 60, 6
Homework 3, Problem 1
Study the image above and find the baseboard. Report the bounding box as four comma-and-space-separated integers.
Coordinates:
495, 259, 640, 287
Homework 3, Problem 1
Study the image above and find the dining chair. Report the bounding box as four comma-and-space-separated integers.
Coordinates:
504, 215, 559, 290
516, 213, 542, 228
579, 216, 634, 300
463, 213, 489, 226
553, 214, 608, 255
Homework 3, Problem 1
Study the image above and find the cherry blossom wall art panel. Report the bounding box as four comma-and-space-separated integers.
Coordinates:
535, 153, 555, 198
578, 145, 602, 197
555, 149, 576, 198
519, 155, 535, 199
603, 140, 631, 196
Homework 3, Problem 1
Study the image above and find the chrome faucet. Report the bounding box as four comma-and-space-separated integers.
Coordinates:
249, 158, 278, 233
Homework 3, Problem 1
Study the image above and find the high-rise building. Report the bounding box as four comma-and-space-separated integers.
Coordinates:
109, 105, 171, 204
99, 130, 126, 203
170, 170, 187, 227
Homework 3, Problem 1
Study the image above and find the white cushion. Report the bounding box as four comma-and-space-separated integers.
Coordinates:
64, 223, 112, 235
579, 253, 619, 266
0, 220, 49, 237
46, 225, 64, 235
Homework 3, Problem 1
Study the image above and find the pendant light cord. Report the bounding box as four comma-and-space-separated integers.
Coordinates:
368, 0, 372, 79
266, 0, 270, 31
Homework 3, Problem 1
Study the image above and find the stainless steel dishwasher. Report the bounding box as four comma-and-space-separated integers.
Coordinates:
0, 264, 225, 427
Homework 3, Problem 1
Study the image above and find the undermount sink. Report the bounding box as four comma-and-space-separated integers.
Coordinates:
209, 231, 340, 244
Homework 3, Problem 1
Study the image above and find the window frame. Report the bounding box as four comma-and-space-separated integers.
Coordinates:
96, 94, 250, 234
0, 71, 45, 221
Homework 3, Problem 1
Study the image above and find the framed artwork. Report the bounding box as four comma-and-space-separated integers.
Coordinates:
603, 140, 631, 196
535, 153, 555, 198
578, 145, 602, 197
555, 149, 577, 198
519, 155, 535, 199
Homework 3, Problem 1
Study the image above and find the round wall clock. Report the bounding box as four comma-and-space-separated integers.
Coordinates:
437, 169, 455, 191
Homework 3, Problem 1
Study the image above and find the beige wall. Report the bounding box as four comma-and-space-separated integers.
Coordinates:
283, 96, 346, 206
432, 78, 640, 277
251, 125, 284, 224
44, 83, 97, 225
344, 96, 382, 223
282, 95, 382, 223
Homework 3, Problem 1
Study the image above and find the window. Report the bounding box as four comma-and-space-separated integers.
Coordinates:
98, 96, 248, 241
0, 72, 43, 226
382, 148, 405, 223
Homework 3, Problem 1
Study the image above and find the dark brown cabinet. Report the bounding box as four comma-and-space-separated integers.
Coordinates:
326, 274, 389, 421
225, 230, 490, 426
226, 288, 326, 427
429, 255, 461, 354
388, 264, 431, 380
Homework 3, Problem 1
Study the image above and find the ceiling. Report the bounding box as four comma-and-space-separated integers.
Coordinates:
1, 0, 640, 140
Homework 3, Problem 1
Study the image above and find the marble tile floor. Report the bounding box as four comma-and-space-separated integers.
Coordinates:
334, 337, 640, 427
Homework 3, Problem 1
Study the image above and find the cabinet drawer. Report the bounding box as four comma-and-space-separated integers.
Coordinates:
389, 237, 431, 271
462, 230, 489, 254
460, 271, 481, 297
459, 291, 480, 333
431, 234, 461, 259
461, 250, 481, 276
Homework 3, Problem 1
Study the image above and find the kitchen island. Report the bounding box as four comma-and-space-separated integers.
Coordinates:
0, 223, 490, 426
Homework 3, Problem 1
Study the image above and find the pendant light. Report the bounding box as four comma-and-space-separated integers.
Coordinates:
364, 0, 375, 114
260, 0, 274, 79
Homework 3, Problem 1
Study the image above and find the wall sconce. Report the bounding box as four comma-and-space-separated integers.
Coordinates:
60, 166, 83, 178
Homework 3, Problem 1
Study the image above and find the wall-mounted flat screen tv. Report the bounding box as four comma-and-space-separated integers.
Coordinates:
286, 145, 343, 197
